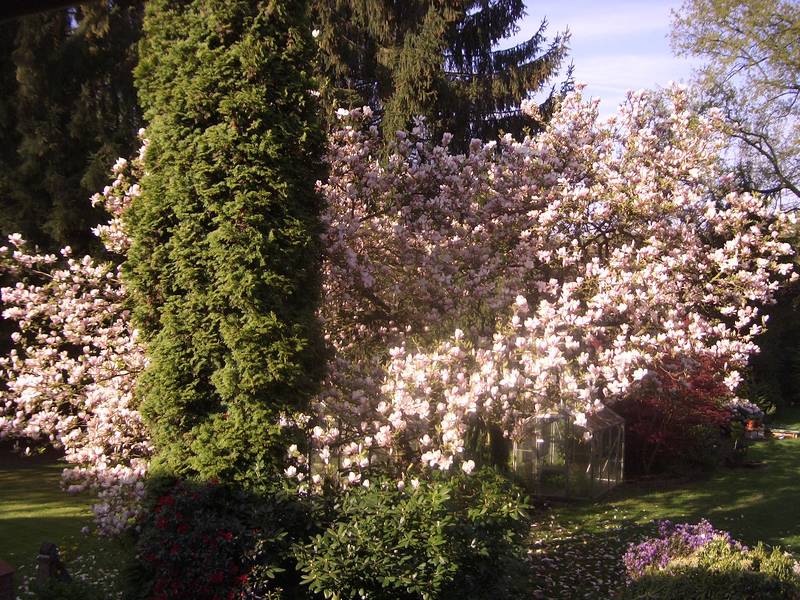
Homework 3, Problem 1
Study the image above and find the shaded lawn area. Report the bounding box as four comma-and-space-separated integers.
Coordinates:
527, 436, 800, 598
0, 444, 130, 597
0, 445, 92, 567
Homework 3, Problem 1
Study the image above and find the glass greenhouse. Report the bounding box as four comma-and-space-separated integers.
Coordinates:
510, 405, 624, 499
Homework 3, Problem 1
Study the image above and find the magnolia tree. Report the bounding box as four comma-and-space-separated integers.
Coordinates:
0, 140, 150, 534
295, 86, 796, 489
0, 87, 795, 530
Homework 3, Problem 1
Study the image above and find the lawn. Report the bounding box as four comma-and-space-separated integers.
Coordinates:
0, 445, 92, 565
0, 443, 130, 598
527, 433, 800, 598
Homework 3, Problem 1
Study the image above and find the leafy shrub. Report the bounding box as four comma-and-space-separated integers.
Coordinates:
741, 376, 780, 417
128, 478, 311, 600
294, 468, 530, 600
620, 566, 800, 599
621, 520, 800, 599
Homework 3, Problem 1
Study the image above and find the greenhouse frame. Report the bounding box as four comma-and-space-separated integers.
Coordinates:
510, 405, 624, 499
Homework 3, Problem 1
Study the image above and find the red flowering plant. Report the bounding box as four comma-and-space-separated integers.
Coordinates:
129, 478, 310, 600
616, 354, 734, 476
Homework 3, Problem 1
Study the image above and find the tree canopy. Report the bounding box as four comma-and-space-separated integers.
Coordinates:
0, 1, 142, 254
315, 0, 570, 146
672, 0, 800, 202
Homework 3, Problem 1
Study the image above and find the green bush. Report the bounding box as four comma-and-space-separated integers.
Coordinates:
295, 468, 530, 600
621, 538, 800, 600
683, 424, 733, 472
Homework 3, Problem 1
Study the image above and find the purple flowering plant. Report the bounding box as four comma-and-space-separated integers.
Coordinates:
623, 519, 746, 580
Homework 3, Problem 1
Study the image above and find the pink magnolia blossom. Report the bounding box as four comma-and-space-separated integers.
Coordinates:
0, 139, 151, 534
300, 86, 795, 489
1, 88, 795, 518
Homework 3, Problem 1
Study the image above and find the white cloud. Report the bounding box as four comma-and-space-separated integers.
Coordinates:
548, 2, 674, 41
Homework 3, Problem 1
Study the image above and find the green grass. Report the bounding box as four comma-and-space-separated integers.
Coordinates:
527, 436, 800, 598
0, 447, 93, 566
0, 445, 130, 598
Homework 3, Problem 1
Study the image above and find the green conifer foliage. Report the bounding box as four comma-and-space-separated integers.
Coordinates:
129, 0, 325, 484
0, 20, 19, 234
0, 20, 20, 359
2, 3, 142, 253
315, 0, 569, 145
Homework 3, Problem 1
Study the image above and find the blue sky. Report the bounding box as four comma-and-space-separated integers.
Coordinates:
510, 1, 701, 118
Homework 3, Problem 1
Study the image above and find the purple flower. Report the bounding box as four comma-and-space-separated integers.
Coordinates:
623, 519, 745, 580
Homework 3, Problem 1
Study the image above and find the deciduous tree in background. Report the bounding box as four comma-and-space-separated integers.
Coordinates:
672, 0, 800, 202
672, 0, 800, 413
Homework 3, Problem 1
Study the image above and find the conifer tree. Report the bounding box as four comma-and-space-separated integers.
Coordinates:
315, 0, 569, 145
1, 2, 142, 254
129, 0, 325, 484
0, 20, 19, 359
0, 21, 19, 240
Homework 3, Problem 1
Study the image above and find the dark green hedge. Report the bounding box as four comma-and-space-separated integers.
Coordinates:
128, 0, 325, 484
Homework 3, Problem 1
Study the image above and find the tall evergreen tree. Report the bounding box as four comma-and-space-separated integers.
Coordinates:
1, 2, 142, 254
0, 20, 20, 360
0, 20, 19, 239
315, 0, 569, 145
129, 0, 325, 484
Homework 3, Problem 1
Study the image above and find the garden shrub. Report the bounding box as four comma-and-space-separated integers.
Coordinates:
622, 520, 800, 599
616, 356, 733, 476
128, 478, 312, 600
620, 566, 800, 599
294, 468, 530, 600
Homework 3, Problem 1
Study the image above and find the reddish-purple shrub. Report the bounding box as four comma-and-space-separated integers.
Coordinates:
617, 355, 734, 475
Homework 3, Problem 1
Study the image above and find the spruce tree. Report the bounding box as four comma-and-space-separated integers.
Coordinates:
315, 0, 569, 145
129, 0, 325, 484
2, 2, 142, 253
